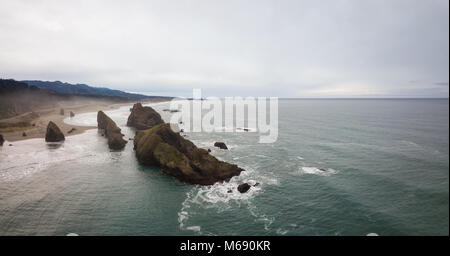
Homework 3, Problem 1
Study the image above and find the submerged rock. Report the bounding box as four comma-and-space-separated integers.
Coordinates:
70, 111, 75, 117
45, 121, 65, 142
237, 183, 251, 193
97, 111, 127, 150
214, 142, 228, 150
127, 103, 164, 130
134, 123, 244, 185
0, 134, 4, 146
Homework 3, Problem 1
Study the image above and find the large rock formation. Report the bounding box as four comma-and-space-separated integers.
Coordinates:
0, 134, 4, 146
97, 111, 127, 150
127, 103, 164, 130
45, 121, 65, 142
133, 123, 244, 185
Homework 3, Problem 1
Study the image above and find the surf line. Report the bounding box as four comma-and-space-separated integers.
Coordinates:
180, 240, 214, 254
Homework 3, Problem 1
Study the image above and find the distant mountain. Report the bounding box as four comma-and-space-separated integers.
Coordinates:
22, 80, 155, 100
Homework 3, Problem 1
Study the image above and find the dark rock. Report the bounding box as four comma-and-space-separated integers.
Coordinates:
318, 168, 327, 172
129, 138, 134, 140
32, 123, 36, 127
0, 134, 4, 146
163, 109, 180, 113
227, 189, 233, 193
68, 128, 76, 133
237, 183, 251, 193
214, 142, 228, 150
180, 129, 184, 133
127, 103, 164, 130
60, 108, 64, 115
97, 111, 127, 150
70, 111, 75, 117
243, 128, 249, 132
134, 123, 244, 185
45, 121, 65, 142
22, 132, 27, 137
208, 149, 211, 152
9, 144, 13, 146
254, 182, 260, 187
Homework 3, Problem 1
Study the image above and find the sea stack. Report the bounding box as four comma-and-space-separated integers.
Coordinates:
97, 111, 127, 150
127, 103, 164, 130
214, 142, 228, 150
45, 121, 65, 142
133, 123, 244, 185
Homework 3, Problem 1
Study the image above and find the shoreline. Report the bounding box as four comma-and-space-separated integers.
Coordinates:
0, 98, 169, 143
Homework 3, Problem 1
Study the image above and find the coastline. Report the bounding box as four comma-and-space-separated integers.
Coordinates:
0, 98, 169, 143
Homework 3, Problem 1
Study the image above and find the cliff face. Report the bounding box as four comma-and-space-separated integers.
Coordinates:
97, 111, 127, 150
133, 123, 244, 185
127, 103, 164, 130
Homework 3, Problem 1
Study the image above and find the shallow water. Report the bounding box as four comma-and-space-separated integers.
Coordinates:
0, 99, 448, 235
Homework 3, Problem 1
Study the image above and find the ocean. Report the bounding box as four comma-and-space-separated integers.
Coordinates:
0, 99, 448, 235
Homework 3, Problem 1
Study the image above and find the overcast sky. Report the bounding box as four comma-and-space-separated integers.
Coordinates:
0, 0, 448, 98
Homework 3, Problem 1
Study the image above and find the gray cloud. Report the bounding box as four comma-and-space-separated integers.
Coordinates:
0, 0, 448, 97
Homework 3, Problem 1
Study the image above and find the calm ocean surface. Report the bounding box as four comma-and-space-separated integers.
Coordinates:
0, 99, 448, 235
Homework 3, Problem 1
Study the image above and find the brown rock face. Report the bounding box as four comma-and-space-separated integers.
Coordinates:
127, 103, 164, 130
134, 123, 244, 185
45, 121, 65, 142
0, 134, 4, 146
97, 111, 127, 150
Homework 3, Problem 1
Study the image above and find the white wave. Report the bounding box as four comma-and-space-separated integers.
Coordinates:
366, 233, 379, 236
177, 165, 278, 234
299, 167, 338, 176
276, 228, 288, 235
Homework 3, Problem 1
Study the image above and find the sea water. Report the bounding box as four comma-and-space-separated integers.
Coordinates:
0, 99, 448, 235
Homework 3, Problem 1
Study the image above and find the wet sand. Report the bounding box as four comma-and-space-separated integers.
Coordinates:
0, 98, 168, 143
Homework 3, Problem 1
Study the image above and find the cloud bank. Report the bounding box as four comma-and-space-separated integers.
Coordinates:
0, 0, 448, 97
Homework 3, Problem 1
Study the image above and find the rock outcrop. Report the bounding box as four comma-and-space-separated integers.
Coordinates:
45, 121, 65, 142
97, 111, 127, 150
237, 183, 251, 193
127, 103, 164, 130
134, 123, 244, 185
214, 142, 228, 150
0, 134, 4, 146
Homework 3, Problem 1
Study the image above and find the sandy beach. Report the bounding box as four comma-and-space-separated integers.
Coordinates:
0, 98, 169, 143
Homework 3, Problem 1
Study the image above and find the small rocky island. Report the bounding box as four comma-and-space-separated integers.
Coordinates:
97, 111, 127, 150
133, 123, 244, 185
45, 121, 65, 142
127, 103, 164, 130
